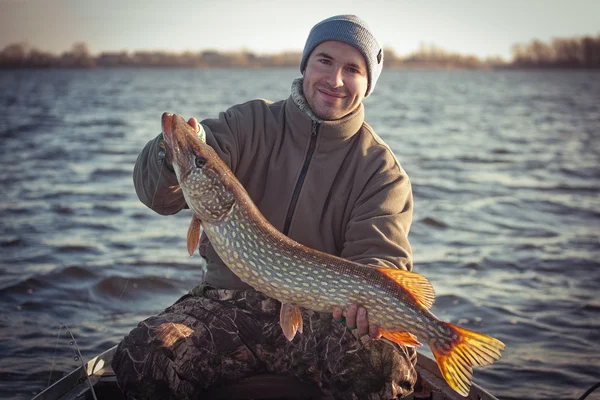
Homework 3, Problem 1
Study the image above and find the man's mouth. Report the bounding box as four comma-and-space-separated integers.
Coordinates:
318, 88, 346, 100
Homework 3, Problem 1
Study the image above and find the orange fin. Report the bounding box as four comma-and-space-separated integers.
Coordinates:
187, 217, 202, 257
279, 303, 303, 341
430, 323, 505, 396
378, 268, 435, 309
168, 184, 182, 192
379, 329, 422, 347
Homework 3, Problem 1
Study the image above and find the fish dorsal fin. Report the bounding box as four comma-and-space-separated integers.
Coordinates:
379, 268, 435, 309
187, 217, 202, 257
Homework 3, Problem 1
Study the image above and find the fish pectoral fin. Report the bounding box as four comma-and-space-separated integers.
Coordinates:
379, 329, 423, 347
187, 217, 202, 257
378, 268, 435, 310
279, 303, 303, 341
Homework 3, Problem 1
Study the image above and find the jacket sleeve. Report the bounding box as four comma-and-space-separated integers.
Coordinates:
201, 106, 245, 173
132, 107, 243, 215
341, 167, 414, 271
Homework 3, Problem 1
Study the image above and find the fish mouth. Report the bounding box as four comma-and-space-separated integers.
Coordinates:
161, 112, 175, 144
161, 112, 192, 179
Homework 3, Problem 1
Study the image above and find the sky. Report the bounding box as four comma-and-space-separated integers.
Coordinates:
0, 0, 599, 60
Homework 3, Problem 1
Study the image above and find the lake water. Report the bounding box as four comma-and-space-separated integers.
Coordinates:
0, 68, 599, 400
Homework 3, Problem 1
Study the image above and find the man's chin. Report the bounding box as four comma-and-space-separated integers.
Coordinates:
314, 109, 340, 121
312, 102, 342, 120
306, 96, 347, 120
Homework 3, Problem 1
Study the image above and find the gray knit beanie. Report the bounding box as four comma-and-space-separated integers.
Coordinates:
300, 15, 383, 97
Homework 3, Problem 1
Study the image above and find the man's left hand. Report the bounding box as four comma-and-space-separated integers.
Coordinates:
332, 304, 381, 340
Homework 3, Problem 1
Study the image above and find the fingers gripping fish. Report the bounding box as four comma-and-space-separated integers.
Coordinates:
161, 112, 505, 397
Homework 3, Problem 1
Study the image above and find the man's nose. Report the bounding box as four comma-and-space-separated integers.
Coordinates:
326, 67, 343, 88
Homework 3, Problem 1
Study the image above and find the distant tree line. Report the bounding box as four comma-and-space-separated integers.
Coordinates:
511, 34, 600, 68
0, 42, 302, 69
1, 34, 599, 69
384, 43, 503, 69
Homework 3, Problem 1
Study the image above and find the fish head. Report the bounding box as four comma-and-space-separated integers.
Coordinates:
161, 112, 235, 222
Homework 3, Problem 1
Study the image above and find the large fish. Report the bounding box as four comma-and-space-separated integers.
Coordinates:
161, 112, 505, 396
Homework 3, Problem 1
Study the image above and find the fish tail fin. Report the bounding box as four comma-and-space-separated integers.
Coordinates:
429, 323, 505, 397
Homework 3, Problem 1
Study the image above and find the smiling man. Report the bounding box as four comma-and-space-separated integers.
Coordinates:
302, 41, 368, 120
113, 15, 416, 399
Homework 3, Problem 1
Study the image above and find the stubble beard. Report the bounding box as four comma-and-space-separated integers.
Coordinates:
304, 81, 349, 121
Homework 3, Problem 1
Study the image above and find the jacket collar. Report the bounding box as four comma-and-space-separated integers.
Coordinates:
288, 78, 365, 141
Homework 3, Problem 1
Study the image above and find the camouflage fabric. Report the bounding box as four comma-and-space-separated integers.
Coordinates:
112, 283, 417, 399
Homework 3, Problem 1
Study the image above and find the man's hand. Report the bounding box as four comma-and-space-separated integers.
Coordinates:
332, 304, 381, 340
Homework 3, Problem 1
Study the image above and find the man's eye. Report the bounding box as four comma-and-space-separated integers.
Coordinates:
318, 59, 331, 65
195, 157, 207, 168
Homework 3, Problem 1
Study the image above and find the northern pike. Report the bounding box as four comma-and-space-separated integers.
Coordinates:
161, 112, 505, 397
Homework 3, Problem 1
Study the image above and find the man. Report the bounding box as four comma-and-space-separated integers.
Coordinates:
113, 15, 416, 399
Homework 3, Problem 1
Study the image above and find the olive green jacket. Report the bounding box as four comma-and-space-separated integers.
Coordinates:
134, 95, 413, 289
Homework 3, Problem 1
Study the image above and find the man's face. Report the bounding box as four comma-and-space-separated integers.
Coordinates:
302, 41, 368, 121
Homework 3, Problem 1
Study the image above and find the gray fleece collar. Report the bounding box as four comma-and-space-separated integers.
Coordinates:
291, 78, 323, 123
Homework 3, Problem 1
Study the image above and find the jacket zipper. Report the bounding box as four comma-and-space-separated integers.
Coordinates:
282, 121, 319, 236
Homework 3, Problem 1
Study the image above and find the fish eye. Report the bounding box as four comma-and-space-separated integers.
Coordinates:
195, 156, 207, 168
